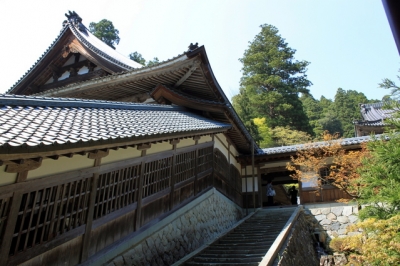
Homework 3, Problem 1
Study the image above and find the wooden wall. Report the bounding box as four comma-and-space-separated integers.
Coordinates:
0, 141, 242, 265
300, 187, 353, 204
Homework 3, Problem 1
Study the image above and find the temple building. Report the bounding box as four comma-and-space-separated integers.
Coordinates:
354, 101, 398, 137
0, 10, 380, 265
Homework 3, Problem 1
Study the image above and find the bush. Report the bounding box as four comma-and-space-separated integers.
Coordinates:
330, 215, 400, 265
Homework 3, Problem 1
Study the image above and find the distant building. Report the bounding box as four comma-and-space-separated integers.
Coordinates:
354, 102, 398, 136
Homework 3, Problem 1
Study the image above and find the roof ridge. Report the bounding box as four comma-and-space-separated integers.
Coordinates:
6, 26, 70, 94
0, 94, 186, 111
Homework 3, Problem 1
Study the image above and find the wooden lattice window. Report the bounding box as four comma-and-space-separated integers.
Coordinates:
230, 165, 241, 191
94, 164, 141, 219
0, 193, 12, 245
175, 151, 196, 184
214, 149, 229, 179
142, 157, 173, 198
197, 146, 213, 174
9, 178, 91, 255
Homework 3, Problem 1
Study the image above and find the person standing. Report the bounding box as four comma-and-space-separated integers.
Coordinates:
266, 181, 275, 206
289, 186, 298, 205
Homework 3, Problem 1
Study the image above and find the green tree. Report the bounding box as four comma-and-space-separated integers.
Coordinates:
271, 126, 312, 146
129, 52, 146, 65
232, 89, 262, 144
252, 117, 273, 148
89, 19, 120, 49
146, 57, 160, 67
300, 94, 324, 136
234, 24, 313, 134
332, 88, 369, 138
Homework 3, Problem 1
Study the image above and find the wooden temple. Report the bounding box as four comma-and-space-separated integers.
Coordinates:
1, 8, 395, 264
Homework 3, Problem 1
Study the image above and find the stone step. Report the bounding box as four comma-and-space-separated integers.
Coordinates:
185, 262, 259, 266
182, 208, 296, 265
192, 256, 262, 263
198, 253, 265, 258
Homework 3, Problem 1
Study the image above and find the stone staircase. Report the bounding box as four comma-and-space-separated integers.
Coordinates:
181, 207, 296, 265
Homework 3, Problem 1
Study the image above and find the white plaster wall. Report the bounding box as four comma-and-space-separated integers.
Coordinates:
177, 138, 195, 149
198, 135, 212, 144
242, 177, 258, 192
0, 165, 17, 185
147, 142, 172, 155
102, 147, 141, 164
28, 155, 94, 180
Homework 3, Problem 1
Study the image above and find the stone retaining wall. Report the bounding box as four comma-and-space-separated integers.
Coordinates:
277, 210, 319, 266
106, 189, 244, 266
303, 203, 359, 245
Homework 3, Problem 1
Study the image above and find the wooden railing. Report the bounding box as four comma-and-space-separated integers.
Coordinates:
0, 143, 242, 265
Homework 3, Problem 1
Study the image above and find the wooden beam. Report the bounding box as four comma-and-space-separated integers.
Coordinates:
174, 61, 200, 88
88, 150, 109, 160
5, 159, 42, 173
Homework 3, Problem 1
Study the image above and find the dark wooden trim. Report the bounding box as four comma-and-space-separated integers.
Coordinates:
7, 225, 86, 266
194, 148, 199, 195
141, 188, 171, 207
135, 161, 145, 231
88, 150, 109, 160
5, 159, 42, 173
0, 192, 23, 265
215, 134, 237, 162
91, 202, 138, 231
16, 171, 28, 183
80, 172, 99, 262
169, 153, 176, 210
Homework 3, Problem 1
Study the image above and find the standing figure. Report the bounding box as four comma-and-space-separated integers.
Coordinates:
289, 186, 298, 205
266, 181, 275, 206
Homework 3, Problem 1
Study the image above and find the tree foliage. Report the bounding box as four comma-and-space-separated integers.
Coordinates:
287, 132, 367, 199
89, 19, 120, 49
233, 24, 313, 135
252, 117, 273, 148
129, 52, 159, 67
129, 52, 146, 65
271, 126, 312, 146
330, 215, 400, 266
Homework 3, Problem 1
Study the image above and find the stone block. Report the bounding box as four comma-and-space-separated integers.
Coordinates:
321, 208, 331, 214
330, 222, 340, 231
310, 208, 321, 215
338, 229, 347, 235
315, 214, 326, 221
348, 232, 361, 236
340, 223, 349, 230
342, 206, 353, 216
331, 206, 344, 216
337, 216, 349, 223
333, 252, 348, 265
320, 219, 332, 225
112, 256, 124, 266
326, 213, 336, 220
348, 215, 358, 223
352, 206, 359, 214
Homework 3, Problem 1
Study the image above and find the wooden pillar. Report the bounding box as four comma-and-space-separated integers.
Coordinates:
251, 141, 256, 211
135, 144, 151, 231
169, 139, 179, 210
0, 192, 23, 265
193, 136, 200, 195
80, 150, 109, 263
257, 165, 262, 207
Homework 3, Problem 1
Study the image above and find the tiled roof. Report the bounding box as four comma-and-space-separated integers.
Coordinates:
6, 11, 142, 94
68, 16, 142, 70
261, 135, 373, 155
0, 95, 231, 151
355, 101, 398, 126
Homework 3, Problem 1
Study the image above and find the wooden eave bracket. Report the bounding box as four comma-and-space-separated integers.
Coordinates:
137, 143, 151, 151
5, 158, 43, 173
169, 139, 180, 145
88, 149, 109, 159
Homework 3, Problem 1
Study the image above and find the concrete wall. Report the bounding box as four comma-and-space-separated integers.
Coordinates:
101, 189, 244, 266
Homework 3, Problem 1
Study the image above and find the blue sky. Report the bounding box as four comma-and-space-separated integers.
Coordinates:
0, 0, 398, 102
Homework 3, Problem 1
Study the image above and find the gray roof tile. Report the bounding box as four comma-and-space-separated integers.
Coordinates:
0, 94, 230, 150
261, 135, 374, 155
